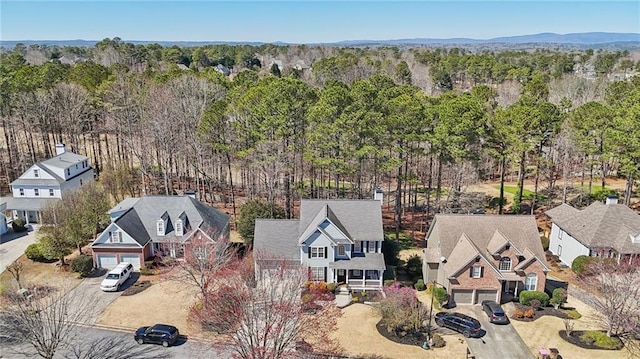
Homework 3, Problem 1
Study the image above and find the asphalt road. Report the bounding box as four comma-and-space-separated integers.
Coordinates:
0, 226, 38, 273
456, 305, 535, 359
0, 325, 231, 359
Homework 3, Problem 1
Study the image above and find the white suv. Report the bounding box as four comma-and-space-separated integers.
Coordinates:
100, 262, 133, 292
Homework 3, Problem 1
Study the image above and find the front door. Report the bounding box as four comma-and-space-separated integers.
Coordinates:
337, 269, 346, 283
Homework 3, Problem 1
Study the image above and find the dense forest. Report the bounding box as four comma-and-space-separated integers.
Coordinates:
1, 38, 639, 234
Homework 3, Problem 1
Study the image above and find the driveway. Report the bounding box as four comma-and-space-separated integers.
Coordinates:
66, 272, 139, 325
454, 305, 535, 359
0, 225, 38, 273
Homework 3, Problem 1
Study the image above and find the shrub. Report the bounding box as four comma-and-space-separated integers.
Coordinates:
564, 309, 582, 319
24, 243, 47, 262
414, 279, 426, 291
405, 255, 423, 281
519, 290, 549, 307
140, 267, 156, 276
431, 333, 446, 348
70, 255, 94, 276
550, 288, 568, 309
384, 279, 396, 287
514, 309, 524, 318
572, 255, 595, 275
540, 235, 550, 251
432, 286, 449, 306
12, 218, 27, 232
581, 331, 622, 349
529, 299, 541, 310
326, 283, 337, 293
524, 309, 535, 318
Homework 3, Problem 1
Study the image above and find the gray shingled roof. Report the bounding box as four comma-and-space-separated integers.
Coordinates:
299, 200, 383, 242
0, 197, 60, 211
41, 151, 88, 170
545, 202, 640, 254
330, 253, 385, 270
254, 220, 301, 260
110, 196, 230, 245
108, 198, 140, 214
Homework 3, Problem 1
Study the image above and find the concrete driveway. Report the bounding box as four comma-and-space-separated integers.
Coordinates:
0, 225, 38, 273
454, 305, 535, 359
66, 272, 139, 325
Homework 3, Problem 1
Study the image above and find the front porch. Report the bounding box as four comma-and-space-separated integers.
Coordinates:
333, 268, 383, 290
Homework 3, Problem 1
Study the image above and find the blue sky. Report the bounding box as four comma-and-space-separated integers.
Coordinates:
1, 1, 639, 43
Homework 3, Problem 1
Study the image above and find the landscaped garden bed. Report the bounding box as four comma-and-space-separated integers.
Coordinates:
559, 330, 624, 351
121, 280, 152, 296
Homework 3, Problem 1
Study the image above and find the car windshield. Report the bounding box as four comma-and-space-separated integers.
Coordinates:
106, 274, 119, 280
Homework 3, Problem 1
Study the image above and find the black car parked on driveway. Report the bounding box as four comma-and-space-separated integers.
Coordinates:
134, 324, 179, 347
435, 312, 482, 338
482, 300, 510, 324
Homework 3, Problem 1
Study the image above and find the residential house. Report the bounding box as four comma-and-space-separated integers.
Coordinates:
254, 200, 386, 290
214, 64, 231, 76
546, 195, 640, 267
0, 144, 94, 224
91, 195, 230, 269
423, 215, 549, 305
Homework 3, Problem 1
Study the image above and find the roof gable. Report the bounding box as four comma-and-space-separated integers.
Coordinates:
298, 200, 382, 242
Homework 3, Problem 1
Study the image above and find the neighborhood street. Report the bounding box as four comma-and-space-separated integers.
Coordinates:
0, 226, 37, 273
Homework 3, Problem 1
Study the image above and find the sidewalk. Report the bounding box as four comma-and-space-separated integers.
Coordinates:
0, 225, 39, 273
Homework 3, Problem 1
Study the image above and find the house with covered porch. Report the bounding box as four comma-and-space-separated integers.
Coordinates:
254, 200, 386, 290
423, 214, 549, 305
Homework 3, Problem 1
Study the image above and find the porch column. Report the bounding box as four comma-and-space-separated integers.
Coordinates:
24, 211, 29, 225
346, 269, 349, 284
514, 281, 518, 297
378, 269, 383, 287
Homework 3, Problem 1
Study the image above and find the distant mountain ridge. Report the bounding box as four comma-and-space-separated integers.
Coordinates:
1, 32, 639, 48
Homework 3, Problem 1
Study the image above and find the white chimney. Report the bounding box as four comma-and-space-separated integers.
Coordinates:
374, 187, 383, 205
605, 195, 618, 205
185, 189, 196, 200
55, 143, 66, 155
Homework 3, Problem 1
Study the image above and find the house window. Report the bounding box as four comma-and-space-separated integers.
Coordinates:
368, 241, 376, 253
33, 169, 39, 177
309, 267, 324, 281
109, 231, 122, 243
80, 179, 83, 185
337, 244, 345, 256
66, 168, 70, 176
354, 241, 362, 252
558, 230, 563, 240
75, 164, 78, 169
156, 220, 165, 236
499, 257, 511, 271
557, 245, 562, 256
471, 266, 482, 278
525, 273, 537, 291
365, 270, 379, 280
19, 188, 24, 196
49, 189, 54, 196
175, 220, 183, 236
310, 247, 325, 259
34, 189, 39, 196
352, 269, 362, 278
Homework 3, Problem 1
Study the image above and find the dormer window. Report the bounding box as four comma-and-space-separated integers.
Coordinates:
33, 169, 39, 177
175, 219, 183, 236
66, 168, 70, 176
499, 257, 512, 271
157, 220, 165, 236
19, 188, 24, 196
368, 241, 376, 253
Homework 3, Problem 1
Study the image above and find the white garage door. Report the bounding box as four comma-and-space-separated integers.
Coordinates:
119, 254, 141, 270
451, 289, 474, 305
97, 254, 118, 269
475, 290, 498, 304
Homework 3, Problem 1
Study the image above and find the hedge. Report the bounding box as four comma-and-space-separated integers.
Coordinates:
519, 290, 550, 307
571, 255, 595, 275
25, 243, 47, 262
414, 279, 426, 291
71, 255, 94, 276
12, 218, 27, 232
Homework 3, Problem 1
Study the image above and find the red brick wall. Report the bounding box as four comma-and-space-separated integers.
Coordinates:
517, 259, 547, 292
491, 246, 520, 271
450, 258, 502, 292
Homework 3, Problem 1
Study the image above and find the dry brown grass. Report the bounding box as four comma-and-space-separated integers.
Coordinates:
0, 255, 79, 292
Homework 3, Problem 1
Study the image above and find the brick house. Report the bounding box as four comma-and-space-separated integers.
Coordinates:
423, 215, 549, 305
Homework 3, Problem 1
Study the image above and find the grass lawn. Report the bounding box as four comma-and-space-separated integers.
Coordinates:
0, 255, 80, 294
493, 185, 547, 201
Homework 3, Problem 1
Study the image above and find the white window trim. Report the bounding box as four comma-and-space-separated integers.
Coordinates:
175, 219, 183, 236
310, 267, 324, 281
49, 188, 54, 196
557, 245, 562, 256
19, 188, 24, 196
156, 220, 165, 236
352, 269, 362, 277
368, 241, 376, 253
33, 169, 39, 177
558, 230, 563, 240
310, 247, 325, 259
354, 241, 362, 253
34, 189, 39, 196
337, 244, 345, 256
110, 231, 122, 243
471, 265, 482, 278
499, 257, 511, 271
525, 273, 537, 291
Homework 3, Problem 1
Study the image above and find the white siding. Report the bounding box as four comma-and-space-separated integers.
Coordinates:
93, 223, 141, 246
300, 231, 334, 282
549, 223, 590, 266
59, 169, 95, 193
18, 165, 57, 181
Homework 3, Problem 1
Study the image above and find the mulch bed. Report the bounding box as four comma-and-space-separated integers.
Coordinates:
376, 322, 429, 346
559, 330, 624, 350
510, 304, 569, 322
121, 281, 152, 296
351, 290, 382, 303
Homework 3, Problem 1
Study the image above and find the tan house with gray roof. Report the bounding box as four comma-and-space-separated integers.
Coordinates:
423, 215, 549, 306
545, 196, 640, 267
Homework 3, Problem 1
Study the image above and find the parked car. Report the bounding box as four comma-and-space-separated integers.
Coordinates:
435, 312, 482, 338
134, 324, 179, 347
481, 300, 510, 324
100, 262, 133, 292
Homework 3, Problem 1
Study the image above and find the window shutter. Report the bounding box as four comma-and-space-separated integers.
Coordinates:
324, 247, 328, 259
324, 267, 327, 282
308, 249, 311, 259
365, 241, 369, 253
470, 267, 473, 277
118, 232, 123, 243
375, 241, 378, 253
480, 267, 484, 278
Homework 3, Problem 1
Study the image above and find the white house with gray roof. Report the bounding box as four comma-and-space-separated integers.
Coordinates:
254, 200, 386, 290
91, 195, 230, 269
546, 196, 640, 267
0, 144, 93, 225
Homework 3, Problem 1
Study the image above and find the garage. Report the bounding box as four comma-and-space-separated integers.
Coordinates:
451, 289, 474, 305
475, 290, 499, 304
96, 254, 118, 269
119, 254, 141, 270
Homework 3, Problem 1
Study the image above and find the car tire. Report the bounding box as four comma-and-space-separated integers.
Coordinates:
136, 338, 144, 345
463, 330, 471, 338
117, 283, 121, 291
436, 319, 444, 327
162, 340, 169, 347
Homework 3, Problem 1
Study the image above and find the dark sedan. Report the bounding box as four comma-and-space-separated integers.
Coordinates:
435, 312, 482, 338
134, 324, 179, 347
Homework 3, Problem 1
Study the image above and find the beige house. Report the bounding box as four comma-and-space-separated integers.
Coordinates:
423, 215, 549, 306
